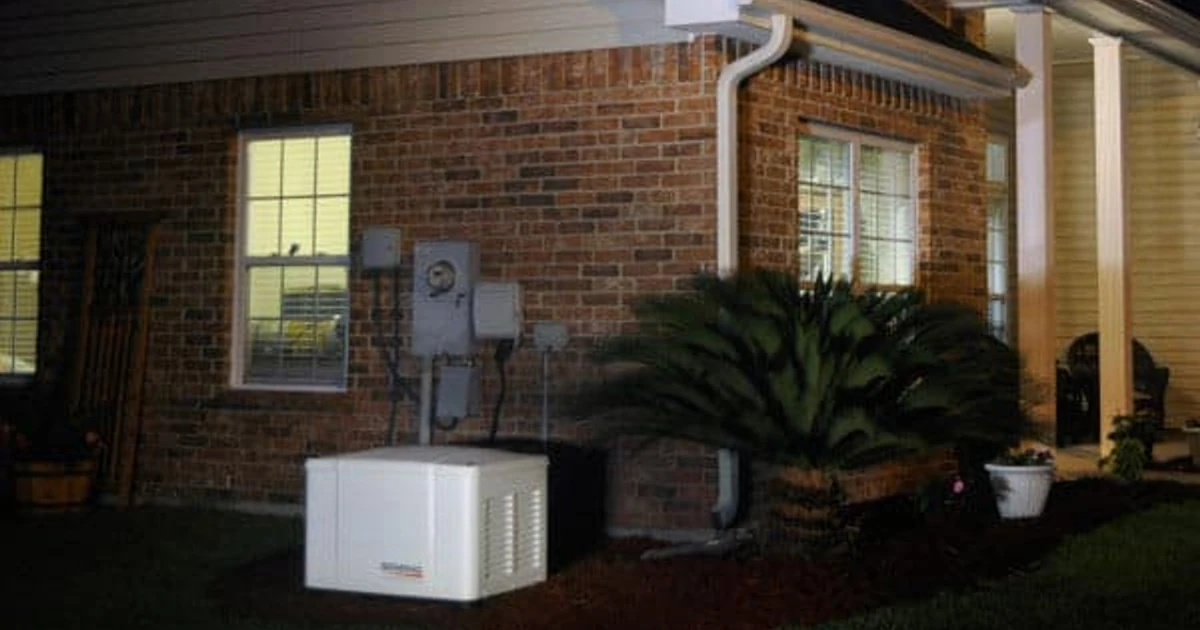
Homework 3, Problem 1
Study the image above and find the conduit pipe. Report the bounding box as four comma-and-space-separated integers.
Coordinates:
711, 12, 794, 531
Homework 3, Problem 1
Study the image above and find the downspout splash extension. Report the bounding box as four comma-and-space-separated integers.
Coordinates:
712, 12, 794, 532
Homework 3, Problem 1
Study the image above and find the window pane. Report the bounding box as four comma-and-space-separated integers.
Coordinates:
0, 210, 12, 261
246, 139, 283, 199
0, 159, 13, 207
0, 270, 37, 376
279, 198, 315, 258
858, 145, 914, 286
989, 263, 1007, 294
987, 187, 1009, 299
246, 200, 281, 257
0, 321, 34, 374
315, 197, 350, 256
989, 298, 1007, 342
15, 155, 42, 207
13, 209, 39, 261
244, 264, 348, 387
987, 141, 1008, 183
281, 137, 318, 197
13, 270, 37, 317
798, 136, 852, 282
316, 135, 351, 195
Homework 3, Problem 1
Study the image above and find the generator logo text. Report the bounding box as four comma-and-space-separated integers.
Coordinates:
380, 561, 425, 579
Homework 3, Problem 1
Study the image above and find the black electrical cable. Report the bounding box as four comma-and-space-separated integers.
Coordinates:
372, 268, 418, 445
487, 339, 515, 444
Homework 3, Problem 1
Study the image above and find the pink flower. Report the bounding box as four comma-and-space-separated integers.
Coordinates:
951, 477, 965, 495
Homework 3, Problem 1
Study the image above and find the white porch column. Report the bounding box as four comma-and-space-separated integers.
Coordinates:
1014, 8, 1056, 443
1090, 34, 1133, 458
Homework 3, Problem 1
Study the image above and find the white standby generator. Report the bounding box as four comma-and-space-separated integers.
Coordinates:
304, 446, 549, 602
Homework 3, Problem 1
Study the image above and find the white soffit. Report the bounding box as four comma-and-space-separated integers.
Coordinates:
665, 0, 1026, 99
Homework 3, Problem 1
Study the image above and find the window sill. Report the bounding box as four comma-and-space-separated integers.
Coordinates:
230, 383, 347, 395
0, 374, 35, 388
179, 383, 355, 415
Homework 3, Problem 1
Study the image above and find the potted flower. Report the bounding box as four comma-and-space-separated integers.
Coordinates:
984, 447, 1055, 519
574, 268, 1030, 553
1183, 418, 1200, 467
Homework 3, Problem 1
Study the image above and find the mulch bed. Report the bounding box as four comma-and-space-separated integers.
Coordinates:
207, 479, 1200, 630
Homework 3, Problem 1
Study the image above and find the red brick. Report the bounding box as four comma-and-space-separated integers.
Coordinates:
2, 13, 990, 534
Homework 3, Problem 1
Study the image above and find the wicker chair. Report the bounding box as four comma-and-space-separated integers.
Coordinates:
1056, 332, 1169, 445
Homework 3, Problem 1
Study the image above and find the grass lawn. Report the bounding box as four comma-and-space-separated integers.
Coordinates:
3, 499, 1199, 629
803, 500, 1200, 630
0, 507, 357, 630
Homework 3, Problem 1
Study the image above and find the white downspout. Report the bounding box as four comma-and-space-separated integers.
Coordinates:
711, 12, 794, 531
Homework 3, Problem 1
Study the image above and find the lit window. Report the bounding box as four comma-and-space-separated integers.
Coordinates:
798, 127, 916, 288
986, 138, 1010, 342
234, 127, 351, 389
0, 152, 41, 377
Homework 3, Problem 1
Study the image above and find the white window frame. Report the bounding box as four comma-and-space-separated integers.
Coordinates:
0, 149, 41, 382
797, 123, 920, 291
985, 135, 1012, 343
231, 125, 352, 392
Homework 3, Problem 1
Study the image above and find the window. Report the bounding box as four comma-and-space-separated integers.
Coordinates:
986, 138, 1011, 342
234, 127, 351, 389
0, 152, 41, 377
797, 126, 916, 288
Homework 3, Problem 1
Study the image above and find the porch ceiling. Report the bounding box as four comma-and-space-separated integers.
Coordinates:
949, 0, 1200, 76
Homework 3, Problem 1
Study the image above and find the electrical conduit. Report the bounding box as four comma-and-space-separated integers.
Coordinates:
711, 13, 794, 531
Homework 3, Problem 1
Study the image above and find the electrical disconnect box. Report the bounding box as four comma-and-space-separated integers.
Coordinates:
412, 241, 480, 357
436, 365, 481, 419
533, 322, 568, 352
473, 282, 522, 341
361, 226, 404, 271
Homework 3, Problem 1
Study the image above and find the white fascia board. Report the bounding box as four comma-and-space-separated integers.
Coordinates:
665, 0, 1026, 99
664, 0, 750, 30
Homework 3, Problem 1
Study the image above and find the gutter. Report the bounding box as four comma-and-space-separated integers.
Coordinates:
711, 12, 794, 531
668, 0, 1025, 100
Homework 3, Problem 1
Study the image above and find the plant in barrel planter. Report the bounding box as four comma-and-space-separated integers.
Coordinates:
3, 382, 105, 514
574, 269, 1030, 555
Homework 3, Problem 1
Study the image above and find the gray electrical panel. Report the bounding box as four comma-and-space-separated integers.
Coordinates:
436, 365, 481, 419
412, 240, 479, 357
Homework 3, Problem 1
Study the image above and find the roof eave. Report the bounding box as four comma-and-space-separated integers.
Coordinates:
666, 0, 1026, 99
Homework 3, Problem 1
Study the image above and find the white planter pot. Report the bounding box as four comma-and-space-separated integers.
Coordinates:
984, 463, 1055, 520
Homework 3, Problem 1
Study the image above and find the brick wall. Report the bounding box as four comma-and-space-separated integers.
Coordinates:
0, 30, 990, 532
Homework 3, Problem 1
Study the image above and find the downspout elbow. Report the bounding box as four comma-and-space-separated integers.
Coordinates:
712, 13, 794, 532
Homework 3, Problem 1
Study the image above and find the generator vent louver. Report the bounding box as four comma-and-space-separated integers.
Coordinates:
483, 487, 546, 582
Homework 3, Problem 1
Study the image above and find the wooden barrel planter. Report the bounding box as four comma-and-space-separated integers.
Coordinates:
13, 458, 98, 514
753, 449, 958, 555
762, 467, 850, 556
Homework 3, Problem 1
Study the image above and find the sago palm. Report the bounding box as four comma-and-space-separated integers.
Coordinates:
576, 268, 1027, 471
